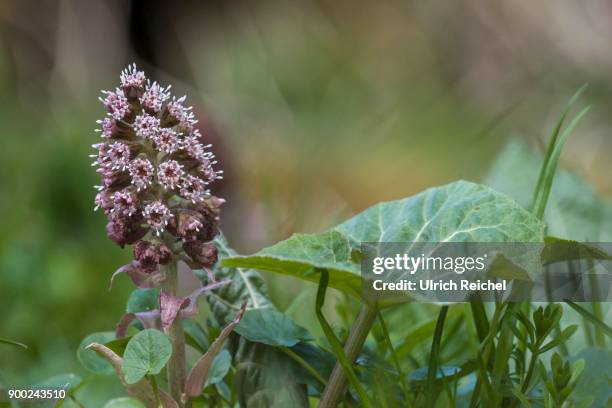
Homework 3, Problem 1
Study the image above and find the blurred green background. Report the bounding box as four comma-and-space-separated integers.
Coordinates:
0, 0, 611, 404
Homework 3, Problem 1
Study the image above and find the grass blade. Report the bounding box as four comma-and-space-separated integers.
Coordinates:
425, 305, 449, 408
533, 105, 591, 219
0, 337, 27, 349
316, 270, 373, 407
469, 302, 489, 343
530, 84, 588, 212
377, 313, 411, 405
565, 300, 612, 339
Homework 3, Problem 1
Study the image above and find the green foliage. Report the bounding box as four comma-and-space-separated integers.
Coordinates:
207, 235, 310, 407
52, 92, 607, 406
235, 308, 313, 347
121, 329, 172, 384
77, 332, 116, 375
539, 353, 585, 407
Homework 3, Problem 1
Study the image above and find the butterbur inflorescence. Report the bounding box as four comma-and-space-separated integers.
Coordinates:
93, 64, 224, 275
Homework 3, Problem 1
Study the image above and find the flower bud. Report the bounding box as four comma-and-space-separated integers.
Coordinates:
106, 217, 147, 248
183, 241, 218, 268
132, 240, 172, 273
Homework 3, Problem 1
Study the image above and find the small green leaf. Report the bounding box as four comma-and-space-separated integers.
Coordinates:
77, 332, 116, 375
206, 349, 232, 386
122, 329, 172, 384
126, 288, 160, 313
235, 308, 313, 347
103, 397, 146, 408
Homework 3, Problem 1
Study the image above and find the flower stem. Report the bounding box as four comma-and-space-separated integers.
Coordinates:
163, 261, 190, 407
149, 374, 162, 408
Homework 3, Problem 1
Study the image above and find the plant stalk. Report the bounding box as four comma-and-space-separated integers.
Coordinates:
319, 303, 378, 408
163, 261, 190, 407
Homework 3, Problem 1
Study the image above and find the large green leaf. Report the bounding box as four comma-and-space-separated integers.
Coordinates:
223, 180, 544, 298
486, 138, 612, 241
204, 235, 309, 407
121, 329, 172, 384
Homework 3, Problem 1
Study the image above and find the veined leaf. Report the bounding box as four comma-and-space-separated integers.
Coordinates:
235, 308, 313, 347
205, 235, 273, 323
121, 329, 172, 384
203, 235, 310, 407
223, 180, 544, 298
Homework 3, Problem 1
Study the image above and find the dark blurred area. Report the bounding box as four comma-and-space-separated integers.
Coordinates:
0, 0, 610, 403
